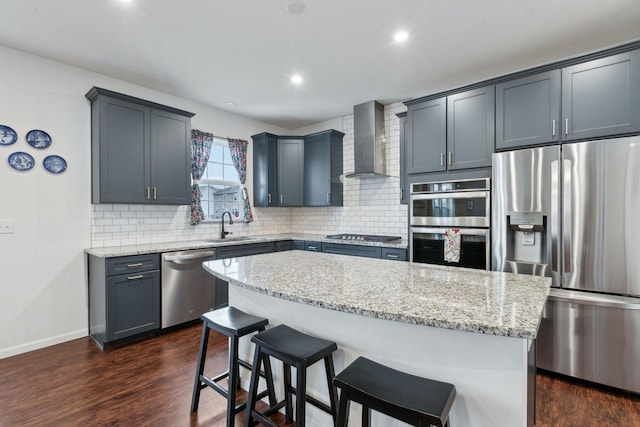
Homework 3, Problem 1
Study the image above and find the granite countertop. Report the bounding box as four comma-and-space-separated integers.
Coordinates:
85, 233, 408, 258
203, 251, 551, 339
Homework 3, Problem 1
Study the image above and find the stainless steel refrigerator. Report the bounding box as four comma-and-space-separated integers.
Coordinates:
492, 136, 640, 394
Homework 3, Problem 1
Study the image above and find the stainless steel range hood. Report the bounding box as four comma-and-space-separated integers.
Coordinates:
345, 100, 387, 178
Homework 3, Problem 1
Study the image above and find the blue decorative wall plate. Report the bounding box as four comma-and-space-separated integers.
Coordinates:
0, 125, 18, 146
43, 155, 67, 174
26, 129, 52, 149
8, 151, 35, 171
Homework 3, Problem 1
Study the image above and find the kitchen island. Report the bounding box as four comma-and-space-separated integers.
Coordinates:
203, 251, 550, 427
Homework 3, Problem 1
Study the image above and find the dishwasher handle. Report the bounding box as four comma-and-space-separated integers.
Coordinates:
163, 250, 217, 263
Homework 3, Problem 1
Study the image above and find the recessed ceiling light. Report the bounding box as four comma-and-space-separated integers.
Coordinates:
394, 31, 409, 42
285, 0, 305, 15
291, 74, 303, 85
224, 101, 237, 107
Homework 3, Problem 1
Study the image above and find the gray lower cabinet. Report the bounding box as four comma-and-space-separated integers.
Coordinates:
276, 240, 295, 251
304, 130, 344, 206
252, 132, 279, 207
496, 70, 561, 150
321, 243, 381, 259
89, 253, 160, 347
397, 112, 408, 204
447, 85, 495, 170
406, 97, 447, 174
295, 240, 407, 261
278, 138, 304, 206
86, 87, 194, 205
562, 49, 640, 141
214, 242, 276, 308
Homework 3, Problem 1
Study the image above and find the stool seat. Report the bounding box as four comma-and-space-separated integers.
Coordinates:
245, 324, 339, 427
191, 306, 275, 427
202, 306, 269, 336
251, 324, 338, 365
333, 357, 456, 427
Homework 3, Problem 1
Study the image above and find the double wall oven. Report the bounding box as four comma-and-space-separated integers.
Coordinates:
410, 178, 490, 270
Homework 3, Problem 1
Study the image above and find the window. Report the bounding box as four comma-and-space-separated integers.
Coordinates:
198, 138, 241, 221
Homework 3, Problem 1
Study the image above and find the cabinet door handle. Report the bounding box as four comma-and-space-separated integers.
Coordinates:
126, 262, 144, 268
146, 187, 151, 200
401, 188, 404, 201
564, 118, 569, 136
326, 193, 330, 203
127, 274, 144, 280
308, 245, 317, 250
448, 152, 453, 166
153, 187, 157, 200
440, 153, 445, 167
280, 194, 283, 204
386, 254, 400, 259
552, 119, 556, 137
268, 193, 272, 204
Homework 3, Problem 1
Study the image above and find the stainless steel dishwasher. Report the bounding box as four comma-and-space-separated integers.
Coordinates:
161, 248, 217, 328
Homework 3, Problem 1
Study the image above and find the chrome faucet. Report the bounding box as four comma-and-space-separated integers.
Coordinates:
220, 211, 233, 239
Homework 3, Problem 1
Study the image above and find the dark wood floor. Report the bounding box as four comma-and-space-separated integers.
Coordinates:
1, 323, 639, 427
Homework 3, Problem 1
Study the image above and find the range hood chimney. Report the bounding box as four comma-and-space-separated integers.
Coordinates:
345, 100, 387, 178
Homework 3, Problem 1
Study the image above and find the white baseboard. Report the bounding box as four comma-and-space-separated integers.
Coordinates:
0, 329, 88, 359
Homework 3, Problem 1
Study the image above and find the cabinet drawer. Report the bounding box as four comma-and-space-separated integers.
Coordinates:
322, 243, 382, 259
276, 240, 295, 251
294, 240, 305, 250
382, 248, 407, 261
106, 254, 160, 276
216, 242, 275, 259
305, 241, 322, 252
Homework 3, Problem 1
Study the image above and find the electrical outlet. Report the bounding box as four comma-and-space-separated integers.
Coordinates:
0, 219, 14, 234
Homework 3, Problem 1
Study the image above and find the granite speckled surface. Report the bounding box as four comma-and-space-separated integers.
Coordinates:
203, 251, 551, 339
85, 233, 407, 258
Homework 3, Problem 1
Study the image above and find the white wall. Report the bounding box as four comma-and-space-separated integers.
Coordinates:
0, 45, 291, 357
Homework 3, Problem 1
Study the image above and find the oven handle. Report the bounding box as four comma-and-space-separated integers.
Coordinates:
411, 191, 489, 200
410, 227, 490, 237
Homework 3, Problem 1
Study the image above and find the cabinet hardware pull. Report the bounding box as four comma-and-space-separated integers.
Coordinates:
308, 246, 317, 250
146, 187, 150, 200
268, 193, 272, 204
448, 152, 453, 166
564, 118, 569, 136
552, 119, 556, 137
440, 153, 444, 167
280, 194, 283, 204
126, 262, 144, 268
387, 254, 400, 259
127, 275, 144, 280
153, 187, 157, 200
401, 189, 404, 201
326, 193, 330, 203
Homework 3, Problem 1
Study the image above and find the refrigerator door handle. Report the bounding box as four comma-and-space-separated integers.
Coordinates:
562, 159, 572, 273
550, 160, 559, 273
549, 288, 640, 310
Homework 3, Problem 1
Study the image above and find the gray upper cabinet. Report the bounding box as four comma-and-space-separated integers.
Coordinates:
447, 85, 495, 170
278, 138, 304, 206
397, 112, 408, 204
86, 87, 194, 205
562, 50, 640, 141
496, 70, 561, 150
252, 132, 279, 207
303, 130, 344, 206
406, 97, 447, 174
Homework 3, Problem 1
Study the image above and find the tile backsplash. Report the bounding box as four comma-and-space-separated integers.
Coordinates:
90, 102, 408, 247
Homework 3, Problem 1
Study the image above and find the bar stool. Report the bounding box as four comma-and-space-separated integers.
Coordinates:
190, 306, 276, 427
333, 356, 456, 427
244, 324, 339, 427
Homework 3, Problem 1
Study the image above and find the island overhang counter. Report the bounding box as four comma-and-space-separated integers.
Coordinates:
203, 251, 551, 427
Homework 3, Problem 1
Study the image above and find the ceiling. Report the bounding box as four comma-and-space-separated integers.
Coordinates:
2, 0, 640, 129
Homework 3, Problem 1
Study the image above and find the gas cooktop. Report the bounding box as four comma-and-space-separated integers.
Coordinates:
325, 234, 402, 243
